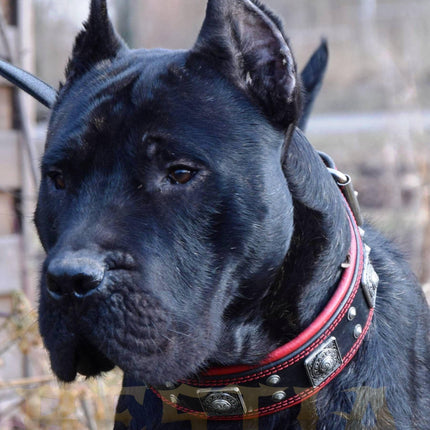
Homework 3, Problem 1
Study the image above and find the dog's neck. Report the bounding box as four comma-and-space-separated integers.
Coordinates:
275, 129, 351, 332
213, 129, 351, 365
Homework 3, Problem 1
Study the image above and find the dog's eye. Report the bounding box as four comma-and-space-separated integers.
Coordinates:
167, 168, 196, 185
47, 171, 66, 190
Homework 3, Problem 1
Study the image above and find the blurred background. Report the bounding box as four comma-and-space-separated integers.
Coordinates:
0, 0, 429, 428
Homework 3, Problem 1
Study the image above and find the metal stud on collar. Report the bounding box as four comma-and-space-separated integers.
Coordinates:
272, 391, 287, 402
354, 324, 363, 339
266, 374, 281, 386
347, 307, 357, 321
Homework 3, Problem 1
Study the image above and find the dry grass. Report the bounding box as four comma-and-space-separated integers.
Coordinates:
0, 292, 122, 429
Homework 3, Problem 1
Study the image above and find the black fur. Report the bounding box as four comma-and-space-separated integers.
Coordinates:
34, 1, 430, 429
64, 0, 125, 82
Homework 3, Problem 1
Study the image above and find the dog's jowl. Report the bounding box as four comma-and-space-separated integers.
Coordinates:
1, 0, 428, 428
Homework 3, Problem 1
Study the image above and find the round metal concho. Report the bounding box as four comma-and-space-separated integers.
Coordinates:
202, 392, 241, 415
308, 347, 341, 384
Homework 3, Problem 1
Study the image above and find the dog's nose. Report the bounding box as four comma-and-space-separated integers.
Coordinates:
46, 253, 105, 300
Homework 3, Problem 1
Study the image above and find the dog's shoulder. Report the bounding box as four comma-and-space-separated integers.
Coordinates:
338, 225, 430, 425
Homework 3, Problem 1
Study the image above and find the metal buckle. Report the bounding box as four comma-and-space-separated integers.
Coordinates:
362, 244, 379, 308
304, 337, 343, 387
197, 387, 247, 417
328, 168, 364, 227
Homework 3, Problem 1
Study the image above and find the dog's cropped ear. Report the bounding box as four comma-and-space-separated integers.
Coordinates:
299, 40, 329, 131
65, 0, 126, 82
192, 0, 302, 129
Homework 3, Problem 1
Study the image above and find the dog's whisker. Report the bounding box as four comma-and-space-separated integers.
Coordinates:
166, 328, 192, 338
158, 333, 175, 344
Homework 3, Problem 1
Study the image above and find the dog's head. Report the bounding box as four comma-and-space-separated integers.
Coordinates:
35, 0, 302, 384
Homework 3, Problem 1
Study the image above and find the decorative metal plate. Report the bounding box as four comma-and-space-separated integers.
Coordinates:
362, 244, 379, 308
197, 387, 246, 416
304, 337, 343, 387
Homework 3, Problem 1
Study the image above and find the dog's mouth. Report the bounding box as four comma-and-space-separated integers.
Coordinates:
75, 339, 115, 378
39, 279, 214, 385
51, 336, 116, 382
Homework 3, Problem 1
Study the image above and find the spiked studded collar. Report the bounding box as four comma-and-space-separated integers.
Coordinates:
150, 156, 379, 421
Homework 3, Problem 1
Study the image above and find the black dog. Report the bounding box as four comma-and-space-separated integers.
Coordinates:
1, 0, 429, 428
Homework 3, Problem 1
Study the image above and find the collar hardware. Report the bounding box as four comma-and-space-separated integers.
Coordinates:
266, 374, 281, 386
347, 306, 357, 321
198, 387, 247, 416
362, 244, 379, 308
321, 150, 364, 227
304, 336, 343, 387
